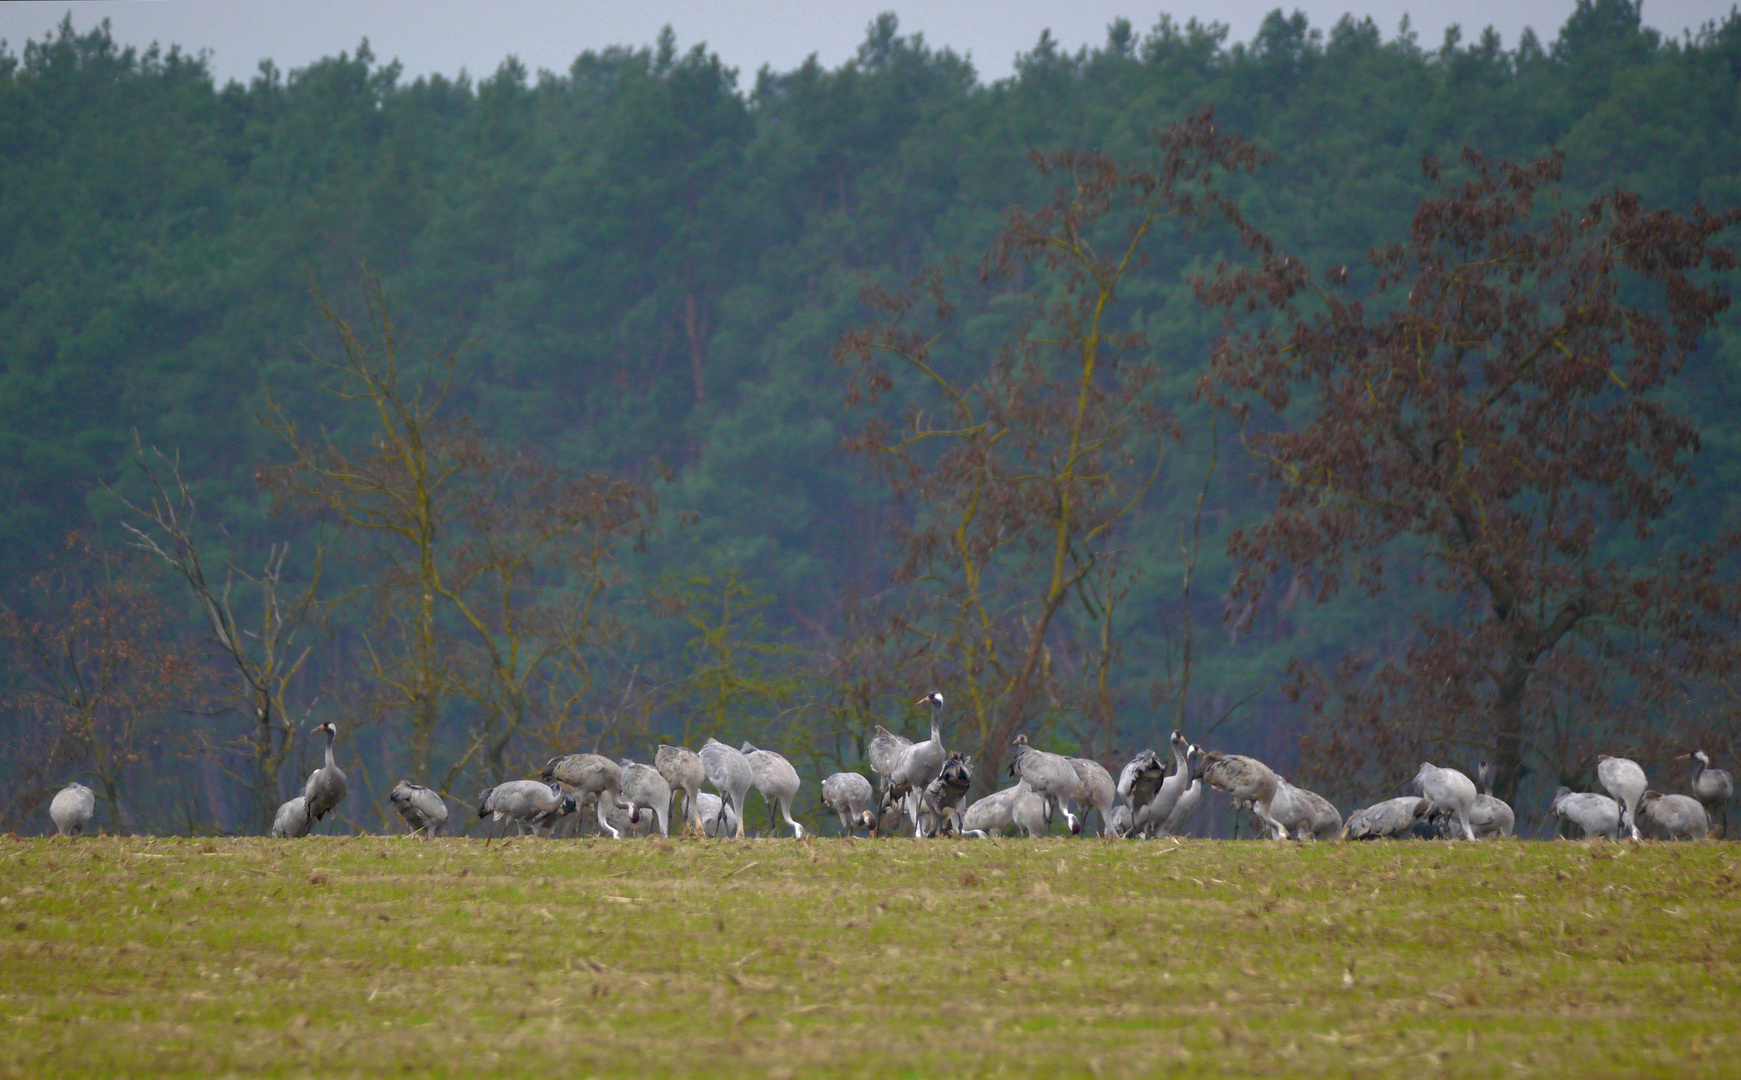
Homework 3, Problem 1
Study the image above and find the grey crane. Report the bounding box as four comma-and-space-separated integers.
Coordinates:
1468, 763, 1515, 838
1550, 786, 1621, 839
820, 772, 877, 835
478, 780, 575, 836
1638, 790, 1709, 840
1114, 749, 1166, 836
1191, 749, 1287, 840
698, 738, 754, 839
619, 760, 673, 837
883, 693, 947, 835
1596, 755, 1648, 841
923, 752, 974, 836
270, 795, 311, 839
867, 724, 913, 808
303, 721, 349, 831
1068, 756, 1117, 837
694, 792, 740, 838
655, 744, 707, 835
541, 753, 631, 839
1279, 780, 1340, 840
959, 780, 1050, 838
389, 781, 448, 837
1136, 733, 1195, 837
602, 794, 658, 838
1008, 734, 1084, 835
1342, 796, 1430, 840
1413, 763, 1477, 840
740, 742, 806, 839
1157, 740, 1204, 837
1680, 750, 1732, 836
48, 782, 95, 837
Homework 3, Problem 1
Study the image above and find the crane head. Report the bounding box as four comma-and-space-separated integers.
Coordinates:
917, 691, 944, 710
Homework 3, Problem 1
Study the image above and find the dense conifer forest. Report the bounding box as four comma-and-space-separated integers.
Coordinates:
2, 1, 1738, 834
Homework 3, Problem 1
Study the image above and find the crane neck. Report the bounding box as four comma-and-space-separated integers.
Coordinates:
323, 730, 336, 768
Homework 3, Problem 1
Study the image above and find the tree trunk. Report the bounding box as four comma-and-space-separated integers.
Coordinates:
1490, 653, 1531, 807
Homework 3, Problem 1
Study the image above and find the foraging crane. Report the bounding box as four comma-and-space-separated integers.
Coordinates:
48, 782, 95, 837
1550, 786, 1621, 839
389, 781, 448, 837
923, 752, 973, 836
694, 792, 740, 838
1595, 755, 1648, 841
478, 780, 576, 836
270, 795, 311, 839
1114, 749, 1165, 836
1280, 780, 1341, 840
867, 724, 913, 806
883, 693, 947, 835
541, 754, 631, 839
1681, 750, 1732, 836
303, 721, 349, 831
619, 760, 673, 837
1637, 790, 1708, 840
1342, 796, 1430, 840
1008, 734, 1084, 835
959, 780, 1050, 838
655, 745, 707, 835
820, 772, 877, 835
697, 738, 754, 839
1190, 749, 1287, 840
1413, 763, 1477, 840
740, 742, 806, 839
1068, 756, 1116, 837
1468, 763, 1514, 838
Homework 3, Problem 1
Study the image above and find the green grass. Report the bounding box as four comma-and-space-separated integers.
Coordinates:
0, 835, 1736, 1078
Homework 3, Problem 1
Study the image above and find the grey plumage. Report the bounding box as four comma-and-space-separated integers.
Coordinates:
1342, 796, 1430, 840
1276, 780, 1341, 840
1192, 750, 1286, 840
1412, 763, 1477, 841
867, 725, 913, 801
1468, 763, 1515, 839
1683, 750, 1732, 836
883, 693, 947, 835
1158, 742, 1204, 837
1067, 756, 1116, 837
303, 722, 349, 829
959, 780, 1049, 838
923, 752, 974, 836
656, 744, 708, 835
477, 780, 575, 836
618, 760, 672, 837
389, 781, 448, 836
697, 739, 754, 839
693, 792, 740, 838
820, 772, 877, 835
270, 795, 311, 839
740, 742, 806, 838
542, 753, 630, 839
1550, 786, 1621, 839
1114, 749, 1165, 836
1596, 755, 1648, 841
48, 782, 95, 837
1008, 734, 1084, 835
1638, 790, 1708, 840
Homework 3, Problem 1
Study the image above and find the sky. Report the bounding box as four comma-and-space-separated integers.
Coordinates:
0, 1, 1734, 87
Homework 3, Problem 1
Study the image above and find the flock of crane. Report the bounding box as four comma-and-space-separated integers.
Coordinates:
40, 693, 1736, 843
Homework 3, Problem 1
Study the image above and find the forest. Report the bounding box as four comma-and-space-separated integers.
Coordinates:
1, 0, 1738, 836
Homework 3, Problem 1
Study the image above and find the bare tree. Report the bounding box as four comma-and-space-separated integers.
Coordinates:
1206, 149, 1741, 807
0, 535, 203, 832
112, 441, 320, 833
835, 110, 1262, 784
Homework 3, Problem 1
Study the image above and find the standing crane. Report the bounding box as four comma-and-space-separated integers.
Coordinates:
1191, 749, 1287, 840
820, 772, 877, 836
883, 693, 946, 835
1008, 734, 1084, 835
1680, 750, 1732, 836
655, 745, 707, 835
1468, 763, 1515, 838
271, 795, 311, 838
698, 739, 754, 839
1412, 763, 1477, 841
303, 722, 349, 833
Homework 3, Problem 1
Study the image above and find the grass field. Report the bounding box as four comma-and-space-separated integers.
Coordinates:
0, 835, 1736, 1078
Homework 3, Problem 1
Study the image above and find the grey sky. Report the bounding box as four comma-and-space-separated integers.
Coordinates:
1, 1, 1733, 87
